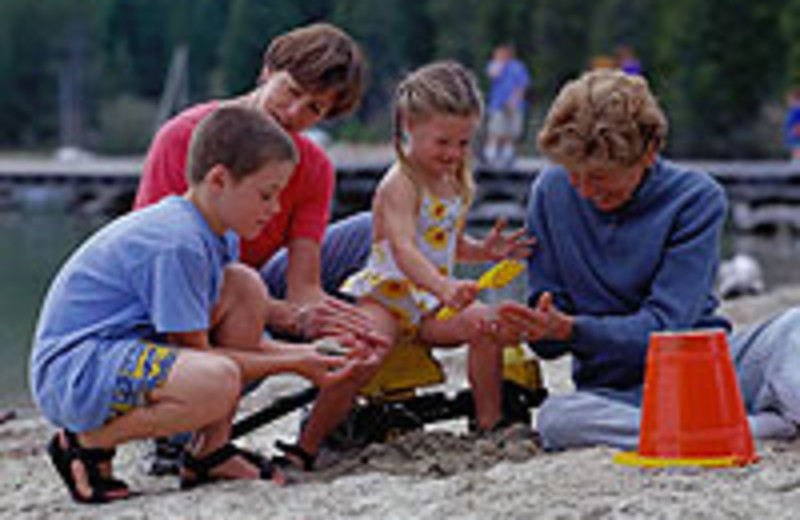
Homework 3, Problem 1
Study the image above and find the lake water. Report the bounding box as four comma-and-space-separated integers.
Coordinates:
0, 211, 112, 407
2, 210, 800, 408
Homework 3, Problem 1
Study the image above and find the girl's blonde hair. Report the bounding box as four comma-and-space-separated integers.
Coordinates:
538, 69, 667, 173
393, 61, 483, 209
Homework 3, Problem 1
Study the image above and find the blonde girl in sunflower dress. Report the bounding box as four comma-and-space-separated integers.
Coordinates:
274, 62, 533, 469
342, 187, 464, 338
342, 60, 533, 429
275, 62, 533, 467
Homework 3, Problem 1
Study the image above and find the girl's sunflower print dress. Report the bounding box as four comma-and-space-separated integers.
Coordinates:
341, 191, 462, 337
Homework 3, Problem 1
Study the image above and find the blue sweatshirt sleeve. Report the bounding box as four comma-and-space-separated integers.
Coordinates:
525, 171, 577, 359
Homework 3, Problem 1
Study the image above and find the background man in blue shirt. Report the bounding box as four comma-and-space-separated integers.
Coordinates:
483, 44, 530, 167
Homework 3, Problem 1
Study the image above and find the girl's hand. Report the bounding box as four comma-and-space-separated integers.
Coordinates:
441, 279, 480, 311
481, 218, 536, 261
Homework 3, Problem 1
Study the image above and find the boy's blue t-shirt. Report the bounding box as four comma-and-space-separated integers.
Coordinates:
30, 196, 239, 432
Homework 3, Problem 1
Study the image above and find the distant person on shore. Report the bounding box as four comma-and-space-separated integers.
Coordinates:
615, 45, 643, 76
30, 107, 366, 503
270, 62, 534, 471
589, 54, 616, 71
134, 23, 386, 474
784, 87, 800, 161
493, 69, 800, 450
483, 44, 530, 168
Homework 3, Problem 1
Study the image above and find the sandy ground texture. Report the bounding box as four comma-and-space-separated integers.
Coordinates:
3, 287, 800, 519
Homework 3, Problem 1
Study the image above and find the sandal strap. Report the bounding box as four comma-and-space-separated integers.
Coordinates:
235, 446, 268, 468
181, 443, 276, 490
63, 432, 116, 463
63, 431, 115, 461
234, 446, 278, 480
49, 430, 128, 504
274, 440, 316, 471
182, 443, 239, 478
61, 431, 109, 484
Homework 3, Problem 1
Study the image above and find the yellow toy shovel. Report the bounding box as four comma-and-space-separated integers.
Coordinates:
436, 259, 526, 320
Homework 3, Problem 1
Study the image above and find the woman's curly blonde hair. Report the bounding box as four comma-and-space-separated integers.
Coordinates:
537, 69, 667, 172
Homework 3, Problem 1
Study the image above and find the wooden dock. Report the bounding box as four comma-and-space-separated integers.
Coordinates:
2, 156, 800, 232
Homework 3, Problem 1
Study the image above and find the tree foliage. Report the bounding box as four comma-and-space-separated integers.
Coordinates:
0, 0, 60, 146
221, 0, 304, 96
661, 0, 787, 157
784, 0, 800, 88
533, 0, 595, 100
332, 0, 430, 125
0, 0, 795, 158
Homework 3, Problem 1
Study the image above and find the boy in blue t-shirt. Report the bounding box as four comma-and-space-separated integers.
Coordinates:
30, 106, 365, 503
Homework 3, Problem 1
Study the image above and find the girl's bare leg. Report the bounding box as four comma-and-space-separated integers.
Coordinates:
293, 300, 397, 460
419, 302, 503, 430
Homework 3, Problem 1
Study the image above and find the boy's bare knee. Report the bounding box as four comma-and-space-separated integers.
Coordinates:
199, 356, 242, 416
216, 357, 242, 395
220, 263, 270, 314
226, 264, 269, 297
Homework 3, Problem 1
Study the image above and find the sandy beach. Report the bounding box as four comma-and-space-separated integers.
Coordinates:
3, 288, 800, 519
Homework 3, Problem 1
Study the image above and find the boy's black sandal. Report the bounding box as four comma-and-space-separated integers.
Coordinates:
47, 430, 130, 504
180, 443, 279, 490
75, 441, 129, 494
272, 440, 316, 472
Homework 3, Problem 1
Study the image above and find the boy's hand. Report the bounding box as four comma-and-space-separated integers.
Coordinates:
313, 337, 351, 357
296, 352, 356, 388
296, 334, 385, 387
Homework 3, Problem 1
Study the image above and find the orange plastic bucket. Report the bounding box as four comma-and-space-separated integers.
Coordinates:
614, 329, 758, 467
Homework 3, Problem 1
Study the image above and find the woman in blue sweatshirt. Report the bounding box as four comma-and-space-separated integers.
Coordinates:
494, 69, 800, 450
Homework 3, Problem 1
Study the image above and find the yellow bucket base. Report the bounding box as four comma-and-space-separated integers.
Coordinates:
613, 451, 757, 468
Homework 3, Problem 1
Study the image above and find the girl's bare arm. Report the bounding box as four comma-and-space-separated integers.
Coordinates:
377, 173, 452, 300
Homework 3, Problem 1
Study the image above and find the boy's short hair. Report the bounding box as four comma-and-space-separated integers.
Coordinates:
262, 23, 365, 119
186, 106, 298, 185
